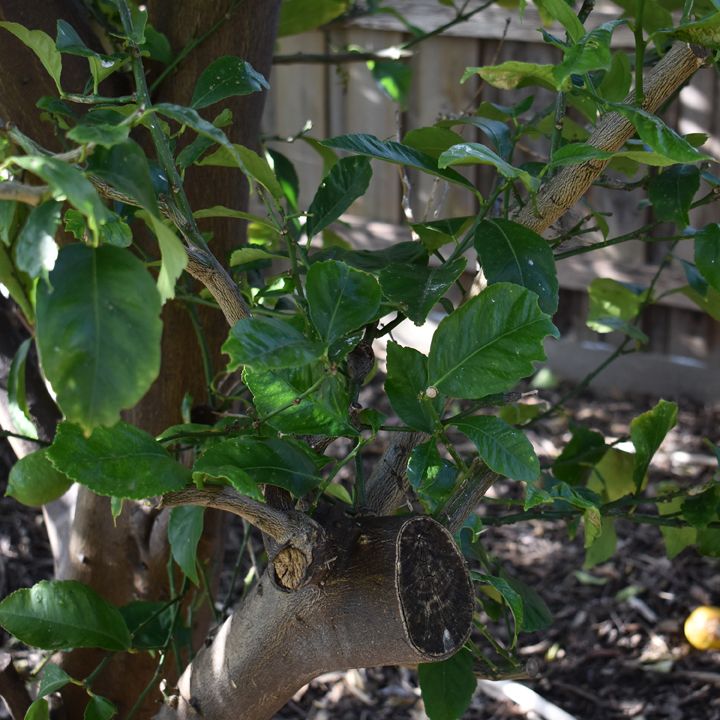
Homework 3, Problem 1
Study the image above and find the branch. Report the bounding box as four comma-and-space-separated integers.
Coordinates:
0, 181, 46, 205
161, 486, 329, 590
0, 653, 31, 720
514, 43, 708, 233
442, 462, 498, 535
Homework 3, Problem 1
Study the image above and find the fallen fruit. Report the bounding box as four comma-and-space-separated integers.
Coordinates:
684, 606, 720, 651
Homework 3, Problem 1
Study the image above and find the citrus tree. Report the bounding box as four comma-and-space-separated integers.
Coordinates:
0, 1, 719, 719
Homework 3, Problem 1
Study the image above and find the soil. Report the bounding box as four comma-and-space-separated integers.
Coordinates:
1, 385, 719, 720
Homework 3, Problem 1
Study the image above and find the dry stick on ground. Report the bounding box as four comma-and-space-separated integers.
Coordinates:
365, 43, 709, 527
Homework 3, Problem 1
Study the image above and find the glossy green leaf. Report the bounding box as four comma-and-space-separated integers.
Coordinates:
682, 284, 720, 321
191, 56, 268, 109
439, 143, 538, 192
584, 516, 617, 568
15, 201, 61, 279
386, 343, 443, 432
462, 62, 570, 92
24, 699, 49, 720
673, 11, 720, 49
321, 134, 476, 190
87, 139, 158, 216
411, 217, 472, 252
244, 365, 355, 436
630, 400, 678, 490
48, 421, 190, 499
473, 571, 524, 644
438, 117, 512, 158
548, 142, 613, 169
554, 20, 625, 85
168, 506, 204, 585
99, 214, 132, 247
37, 664, 71, 698
36, 245, 162, 431
7, 449, 73, 507
306, 260, 382, 344
0, 22, 62, 92
223, 317, 324, 370
659, 483, 697, 559
418, 648, 476, 720
0, 580, 130, 651
648, 165, 700, 226
502, 574, 553, 632
427, 283, 558, 399
278, 0, 349, 36
11, 156, 108, 240
197, 142, 283, 199
306, 156, 372, 238
403, 127, 465, 160
475, 219, 558, 314
193, 437, 322, 497
145, 213, 187, 303
67, 122, 129, 149
0, 244, 33, 321
312, 241, 427, 271
598, 51, 632, 102
379, 257, 467, 325
534, 0, 585, 41
586, 278, 643, 333
7, 338, 38, 440
176, 108, 233, 169
194, 204, 276, 230
0, 199, 17, 246
613, 104, 708, 163
681, 485, 720, 529
694, 224, 720, 292
407, 441, 458, 513
84, 696, 116, 720
453, 416, 539, 481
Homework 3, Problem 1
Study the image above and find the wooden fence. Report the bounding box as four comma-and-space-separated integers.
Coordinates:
261, 1, 720, 401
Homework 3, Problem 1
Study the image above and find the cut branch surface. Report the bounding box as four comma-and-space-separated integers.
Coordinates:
161, 515, 473, 720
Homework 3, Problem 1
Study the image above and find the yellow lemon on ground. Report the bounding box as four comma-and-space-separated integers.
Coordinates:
684, 606, 720, 651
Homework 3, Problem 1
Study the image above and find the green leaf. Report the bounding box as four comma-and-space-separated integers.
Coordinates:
379, 257, 467, 325
630, 400, 678, 490
553, 20, 625, 85
194, 205, 276, 230
502, 574, 553, 632
584, 516, 617, 568
7, 338, 38, 440
11, 156, 108, 241
321, 134, 476, 190
168, 506, 204, 585
438, 143, 539, 192
589, 448, 640, 500
648, 164, 700, 226
462, 62, 570, 91
7, 449, 73, 507
0, 244, 33, 321
427, 283, 559, 399
613, 104, 708, 164
673, 10, 720, 49
191, 56, 268, 109
534, 0, 585, 41
407, 441, 459, 514
681, 485, 720, 529
16, 200, 61, 279
99, 213, 132, 247
67, 122, 130, 149
367, 59, 411, 108
120, 601, 174, 650
682, 284, 720, 321
197, 143, 283, 199
278, 0, 349, 36
230, 246, 284, 266
176, 108, 233, 170
24, 699, 49, 720
306, 260, 382, 344
598, 51, 632, 102
144, 213, 187, 303
87, 140, 159, 216
548, 142, 613, 169
473, 571, 524, 644
694, 224, 720, 292
553, 426, 606, 484
306, 156, 372, 239
0, 199, 17, 246
193, 437, 322, 497
84, 696, 117, 720
658, 483, 697, 558
437, 117, 513, 158
244, 365, 355, 436
0, 22, 62, 92
411, 217, 473, 253
404, 127, 469, 160
386, 343, 443, 433
418, 648, 476, 720
223, 317, 324, 370
475, 219, 558, 314
37, 664, 71, 698
453, 416, 540, 481
586, 278, 643, 333
36, 245, 162, 431
47, 421, 190, 499
0, 580, 131, 651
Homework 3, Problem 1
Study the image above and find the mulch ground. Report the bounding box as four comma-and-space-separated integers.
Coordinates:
1, 385, 719, 720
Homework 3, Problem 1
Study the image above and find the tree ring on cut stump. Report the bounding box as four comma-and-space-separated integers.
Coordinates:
395, 517, 473, 658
